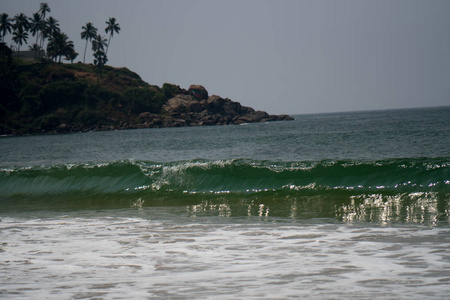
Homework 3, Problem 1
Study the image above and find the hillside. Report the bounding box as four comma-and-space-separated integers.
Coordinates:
0, 55, 293, 135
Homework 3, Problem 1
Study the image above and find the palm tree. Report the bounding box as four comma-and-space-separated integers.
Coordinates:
92, 34, 108, 80
13, 13, 30, 32
47, 31, 74, 63
81, 22, 97, 63
45, 16, 59, 36
0, 13, 13, 42
40, 16, 59, 51
93, 49, 107, 80
105, 17, 120, 55
12, 26, 29, 58
39, 2, 51, 19
92, 34, 107, 53
29, 12, 43, 58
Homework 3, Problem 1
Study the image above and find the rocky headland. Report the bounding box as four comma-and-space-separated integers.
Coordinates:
0, 58, 293, 135
138, 85, 294, 128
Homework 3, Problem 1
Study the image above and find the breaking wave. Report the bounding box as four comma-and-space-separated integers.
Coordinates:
1, 158, 448, 222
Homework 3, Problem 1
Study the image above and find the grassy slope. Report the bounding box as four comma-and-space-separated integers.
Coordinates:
0, 61, 180, 135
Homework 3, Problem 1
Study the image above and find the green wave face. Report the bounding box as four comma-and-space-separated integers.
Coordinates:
1, 158, 449, 223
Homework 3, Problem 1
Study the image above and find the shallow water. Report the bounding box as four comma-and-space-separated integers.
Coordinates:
1, 211, 449, 299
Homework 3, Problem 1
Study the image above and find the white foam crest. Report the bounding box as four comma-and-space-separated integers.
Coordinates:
145, 159, 236, 190
282, 183, 322, 191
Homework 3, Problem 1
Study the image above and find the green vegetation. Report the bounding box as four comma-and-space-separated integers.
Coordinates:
0, 13, 13, 42
12, 26, 28, 57
91, 34, 108, 80
81, 22, 97, 64
1, 2, 120, 68
0, 3, 161, 135
0, 51, 180, 135
105, 17, 120, 55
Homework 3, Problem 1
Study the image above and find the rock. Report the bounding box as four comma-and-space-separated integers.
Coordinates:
222, 100, 241, 116
206, 95, 225, 113
171, 119, 187, 127
56, 123, 68, 131
163, 94, 193, 111
188, 85, 208, 100
149, 85, 293, 129
199, 115, 216, 125
272, 114, 295, 121
188, 101, 204, 113
241, 106, 255, 114
235, 110, 269, 124
138, 112, 152, 120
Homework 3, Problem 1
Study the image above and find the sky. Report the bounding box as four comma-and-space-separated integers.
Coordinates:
2, 0, 450, 115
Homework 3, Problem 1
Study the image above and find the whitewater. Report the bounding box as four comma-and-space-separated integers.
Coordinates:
1, 107, 449, 299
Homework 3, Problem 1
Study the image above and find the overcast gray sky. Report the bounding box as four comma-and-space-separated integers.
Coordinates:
2, 0, 450, 114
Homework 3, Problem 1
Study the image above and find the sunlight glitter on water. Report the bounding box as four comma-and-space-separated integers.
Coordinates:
181, 193, 448, 225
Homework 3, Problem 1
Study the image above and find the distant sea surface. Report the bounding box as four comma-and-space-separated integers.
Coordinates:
1, 107, 449, 299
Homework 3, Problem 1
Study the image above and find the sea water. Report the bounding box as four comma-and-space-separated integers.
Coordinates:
1, 107, 449, 299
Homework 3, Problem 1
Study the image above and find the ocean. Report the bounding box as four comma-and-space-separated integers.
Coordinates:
1, 107, 449, 299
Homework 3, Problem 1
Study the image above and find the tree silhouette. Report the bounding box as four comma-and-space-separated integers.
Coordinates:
37, 2, 51, 53
0, 13, 13, 42
47, 31, 74, 63
105, 17, 120, 55
39, 2, 51, 19
44, 16, 59, 36
29, 43, 40, 52
92, 34, 108, 80
40, 16, 59, 52
29, 12, 43, 58
94, 49, 107, 79
92, 34, 107, 53
13, 13, 30, 32
2, 3, 124, 68
12, 26, 29, 58
65, 49, 78, 63
81, 22, 97, 63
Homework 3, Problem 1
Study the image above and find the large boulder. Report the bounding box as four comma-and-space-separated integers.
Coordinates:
206, 95, 226, 113
164, 94, 193, 110
163, 94, 204, 113
188, 85, 208, 100
222, 100, 242, 116
139, 112, 163, 126
273, 114, 295, 121
235, 110, 269, 124
145, 85, 294, 129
